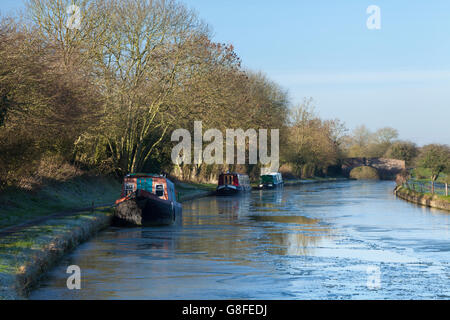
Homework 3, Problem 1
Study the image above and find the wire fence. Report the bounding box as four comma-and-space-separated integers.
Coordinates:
405, 179, 449, 196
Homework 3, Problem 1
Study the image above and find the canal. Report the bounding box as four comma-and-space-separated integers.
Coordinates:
30, 181, 450, 299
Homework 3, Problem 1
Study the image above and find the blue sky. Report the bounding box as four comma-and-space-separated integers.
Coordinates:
2, 0, 449, 145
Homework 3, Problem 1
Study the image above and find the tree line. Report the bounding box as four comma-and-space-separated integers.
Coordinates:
0, 0, 448, 189
0, 0, 289, 187
281, 98, 448, 181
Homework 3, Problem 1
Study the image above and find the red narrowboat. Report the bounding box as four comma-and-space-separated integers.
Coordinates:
216, 172, 251, 196
114, 173, 182, 226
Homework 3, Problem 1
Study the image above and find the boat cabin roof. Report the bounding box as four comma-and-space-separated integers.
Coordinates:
261, 172, 280, 176
125, 173, 165, 178
219, 172, 247, 177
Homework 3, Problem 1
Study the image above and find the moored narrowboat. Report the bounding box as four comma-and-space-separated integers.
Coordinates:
258, 172, 283, 189
114, 173, 182, 226
216, 172, 251, 195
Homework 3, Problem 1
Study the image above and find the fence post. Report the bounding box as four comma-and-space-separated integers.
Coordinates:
446, 183, 448, 196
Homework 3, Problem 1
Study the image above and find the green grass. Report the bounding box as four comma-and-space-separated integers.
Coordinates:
435, 194, 450, 202
189, 182, 216, 190
175, 181, 216, 192
174, 181, 216, 201
0, 176, 121, 230
399, 186, 450, 203
304, 176, 342, 181
0, 209, 112, 299
0, 262, 15, 273
411, 167, 448, 183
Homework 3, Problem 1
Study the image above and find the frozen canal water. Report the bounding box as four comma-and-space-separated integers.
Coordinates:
29, 181, 450, 299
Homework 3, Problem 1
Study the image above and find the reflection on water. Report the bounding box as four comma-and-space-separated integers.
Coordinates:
250, 215, 319, 224
30, 181, 450, 300
249, 215, 332, 256
175, 189, 333, 262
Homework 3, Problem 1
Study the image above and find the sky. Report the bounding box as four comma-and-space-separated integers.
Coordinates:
1, 0, 449, 145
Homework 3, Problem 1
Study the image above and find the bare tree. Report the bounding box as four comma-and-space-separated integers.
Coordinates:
27, 0, 209, 173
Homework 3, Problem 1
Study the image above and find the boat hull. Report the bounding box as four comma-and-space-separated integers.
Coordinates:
114, 193, 182, 227
216, 185, 249, 196
260, 182, 284, 190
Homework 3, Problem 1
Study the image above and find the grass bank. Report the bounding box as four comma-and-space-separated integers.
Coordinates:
0, 208, 113, 299
394, 186, 450, 212
411, 167, 448, 183
283, 177, 349, 186
0, 175, 121, 230
175, 181, 216, 202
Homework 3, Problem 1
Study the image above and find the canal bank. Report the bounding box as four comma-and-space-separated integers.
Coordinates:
0, 208, 113, 299
394, 186, 450, 212
284, 177, 349, 186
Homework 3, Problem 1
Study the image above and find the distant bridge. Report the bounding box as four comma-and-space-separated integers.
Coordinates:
341, 158, 405, 180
